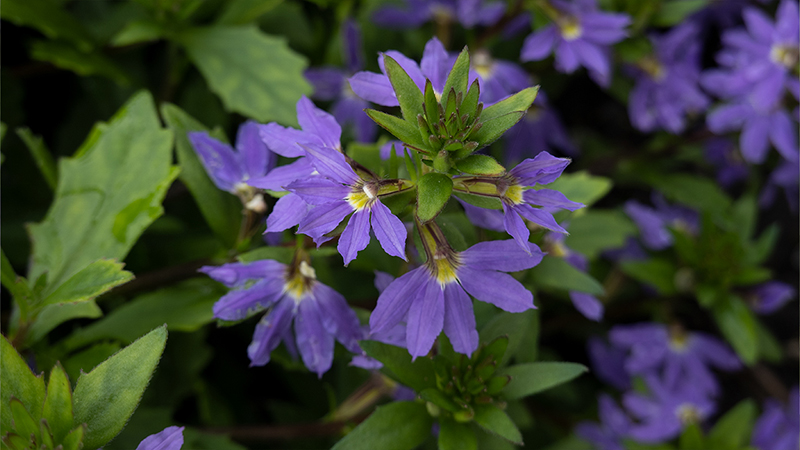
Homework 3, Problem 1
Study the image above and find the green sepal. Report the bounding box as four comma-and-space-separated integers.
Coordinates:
438, 419, 477, 450
416, 172, 453, 223
383, 55, 425, 123
419, 388, 461, 413
9, 399, 39, 445
60, 424, 85, 450
498, 362, 588, 400
455, 155, 506, 175
480, 86, 539, 122
1, 336, 45, 435
2, 432, 29, 450
460, 79, 481, 123
472, 404, 522, 445
442, 46, 470, 100
486, 375, 512, 396
444, 88, 458, 120
39, 420, 54, 449
470, 111, 525, 147
365, 109, 428, 151
42, 363, 74, 444
453, 191, 503, 210
359, 341, 437, 392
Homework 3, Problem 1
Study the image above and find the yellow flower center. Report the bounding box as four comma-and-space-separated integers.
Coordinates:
675, 404, 701, 425
639, 57, 666, 81
668, 324, 690, 353
770, 44, 799, 68
284, 261, 316, 302
560, 19, 583, 41
503, 184, 524, 205
346, 183, 377, 210
432, 255, 460, 286
473, 50, 495, 79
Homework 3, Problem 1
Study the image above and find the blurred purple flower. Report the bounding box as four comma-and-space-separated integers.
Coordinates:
748, 281, 797, 314
603, 237, 649, 263
704, 137, 749, 188
544, 230, 604, 321
624, 193, 698, 251
520, 0, 630, 86
372, 0, 505, 29
628, 22, 710, 134
623, 374, 716, 443
759, 159, 800, 211
470, 49, 531, 105
575, 394, 630, 450
304, 20, 377, 143
370, 239, 543, 358
202, 259, 362, 377
503, 91, 578, 165
136, 426, 184, 450
751, 387, 800, 450
609, 323, 741, 396
588, 337, 631, 390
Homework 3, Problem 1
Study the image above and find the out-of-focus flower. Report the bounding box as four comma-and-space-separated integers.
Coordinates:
372, 0, 505, 29
704, 137, 749, 188
623, 374, 716, 443
610, 323, 741, 396
503, 91, 578, 165
135, 426, 184, 450
201, 256, 362, 377
751, 387, 800, 450
575, 394, 630, 450
188, 121, 276, 212
544, 229, 604, 321
628, 22, 709, 134
588, 337, 631, 390
760, 159, 800, 211
304, 20, 377, 143
470, 49, 531, 106
747, 281, 797, 314
624, 193, 698, 251
369, 230, 543, 359
520, 0, 630, 86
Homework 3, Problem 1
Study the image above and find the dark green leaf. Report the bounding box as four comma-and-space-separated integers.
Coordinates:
9, 399, 39, 444
564, 210, 637, 259
472, 404, 522, 445
365, 109, 427, 149
419, 388, 460, 412
530, 257, 605, 296
30, 41, 130, 85
745, 224, 779, 266
16, 127, 57, 190
383, 55, 425, 123
442, 47, 470, 99
706, 399, 756, 450
73, 326, 168, 450
455, 154, 505, 175
650, 174, 731, 218
110, 20, 163, 46
43, 363, 74, 443
40, 259, 133, 307
679, 424, 705, 450
61, 424, 86, 450
460, 79, 480, 121
331, 402, 432, 450
499, 362, 587, 400
417, 172, 453, 223
620, 258, 677, 295
652, 0, 709, 27
359, 341, 436, 392
480, 86, 539, 122
0, 336, 45, 435
471, 111, 524, 147
438, 419, 477, 450
755, 320, 783, 363
713, 296, 758, 365
0, 0, 95, 51
216, 0, 282, 24
479, 310, 536, 366
179, 25, 311, 125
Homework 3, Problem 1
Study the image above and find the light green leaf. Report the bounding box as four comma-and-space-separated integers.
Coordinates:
441, 47, 470, 99
471, 111, 524, 147
472, 404, 522, 445
713, 296, 758, 365
73, 325, 168, 450
499, 362, 587, 400
359, 341, 436, 392
217, 0, 282, 24
543, 171, 611, 207
0, 0, 95, 51
365, 109, 427, 150
331, 401, 432, 450
564, 210, 637, 259
62, 278, 224, 351
455, 154, 506, 175
706, 399, 756, 450
43, 363, 74, 444
383, 55, 425, 123
530, 256, 605, 295
16, 127, 57, 190
62, 424, 86, 450
30, 40, 131, 85
9, 399, 40, 444
439, 419, 477, 450
679, 424, 705, 450
179, 25, 311, 125
161, 103, 242, 246
620, 258, 677, 295
41, 259, 133, 307
110, 20, 163, 46
480, 86, 539, 122
417, 172, 453, 223
1, 248, 35, 318
27, 301, 103, 346
0, 336, 46, 435
652, 0, 708, 27
27, 90, 176, 301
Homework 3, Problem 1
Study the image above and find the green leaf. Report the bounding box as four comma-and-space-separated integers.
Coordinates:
43, 363, 74, 443
745, 224, 779, 266
620, 258, 677, 295
27, 301, 103, 346
9, 399, 40, 444
453, 191, 503, 210
471, 111, 524, 147
0, 336, 45, 435
417, 172, 453, 223
161, 103, 242, 246
455, 154, 506, 175
61, 424, 86, 450
499, 362, 587, 400
16, 127, 57, 190
713, 296, 758, 365
359, 341, 436, 392
438, 419, 477, 450
442, 47, 470, 99
706, 399, 756, 450
40, 259, 133, 307
110, 20, 163, 46
529, 257, 605, 295
30, 40, 131, 85
62, 279, 224, 351
480, 86, 539, 122
679, 424, 705, 450
652, 0, 708, 27
179, 25, 311, 124
755, 320, 783, 363
564, 210, 637, 259
237, 246, 296, 264
73, 325, 168, 450
331, 401, 432, 450
216, 0, 282, 24
383, 55, 425, 123
27, 91, 176, 303
0, 0, 95, 51
479, 310, 536, 366
650, 174, 731, 218
365, 109, 427, 150
472, 404, 522, 445
419, 388, 460, 412
543, 171, 612, 207
1, 248, 35, 318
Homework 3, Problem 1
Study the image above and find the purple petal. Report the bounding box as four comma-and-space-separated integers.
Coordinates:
572, 40, 610, 83
200, 260, 285, 287
301, 143, 358, 185
295, 298, 335, 377
516, 204, 568, 233
742, 8, 775, 43
443, 283, 478, 356
332, 97, 378, 143
296, 96, 342, 150
460, 239, 544, 272
266, 193, 311, 233
752, 281, 796, 314
298, 201, 353, 241
421, 37, 451, 93
374, 270, 395, 294
338, 208, 372, 265
370, 200, 408, 261
521, 26, 558, 61
509, 152, 570, 185
236, 120, 274, 179
305, 67, 346, 101
459, 199, 505, 231
258, 122, 315, 158
707, 104, 750, 134
348, 71, 399, 106
406, 278, 445, 359
554, 40, 581, 73
313, 282, 362, 353
286, 177, 351, 205
372, 6, 429, 28
458, 266, 535, 313
248, 157, 315, 191
187, 131, 244, 192
740, 115, 771, 164
569, 291, 604, 321
212, 278, 285, 321
693, 333, 741, 371
503, 205, 532, 253
524, 188, 584, 211
770, 110, 799, 162
775, 0, 799, 40
342, 19, 364, 72
370, 267, 429, 335
247, 297, 295, 366
135, 426, 185, 450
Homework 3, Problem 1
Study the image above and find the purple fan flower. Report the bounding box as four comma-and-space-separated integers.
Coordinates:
201, 258, 362, 377
136, 426, 184, 450
520, 0, 630, 86
370, 238, 543, 359
624, 194, 698, 251
286, 144, 408, 265
627, 22, 709, 134
349, 37, 455, 107
304, 20, 376, 143
587, 337, 631, 390
704, 137, 749, 188
609, 323, 741, 396
350, 271, 409, 370
623, 374, 716, 443
470, 49, 531, 105
543, 230, 604, 321
748, 281, 797, 314
503, 91, 578, 165
575, 395, 630, 450
188, 121, 276, 212
372, 0, 505, 29
760, 159, 800, 211
751, 387, 800, 450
